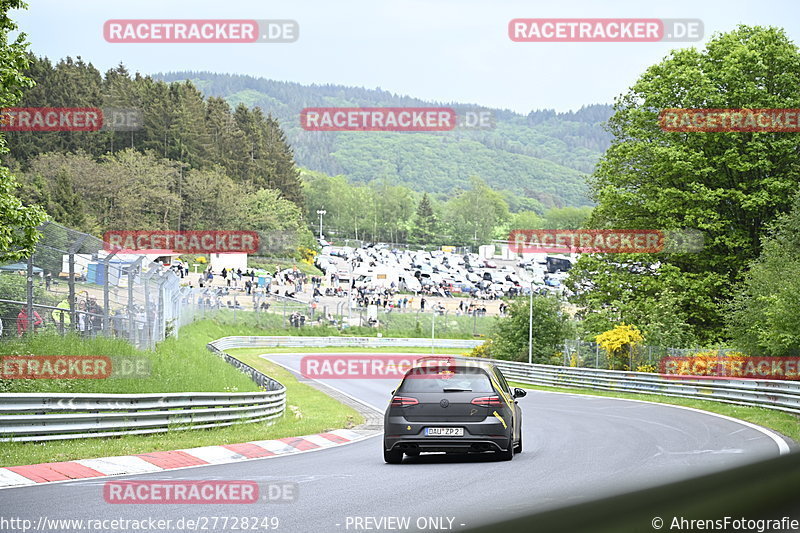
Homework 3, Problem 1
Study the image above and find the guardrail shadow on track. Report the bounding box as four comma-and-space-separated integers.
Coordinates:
464, 449, 800, 533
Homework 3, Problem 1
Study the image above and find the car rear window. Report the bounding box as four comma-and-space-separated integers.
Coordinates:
397, 367, 494, 393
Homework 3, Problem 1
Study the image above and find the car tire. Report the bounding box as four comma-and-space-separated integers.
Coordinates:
384, 448, 403, 464
497, 432, 515, 461
514, 432, 522, 453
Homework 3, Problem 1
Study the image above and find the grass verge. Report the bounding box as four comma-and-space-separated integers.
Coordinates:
0, 325, 365, 467
510, 381, 800, 444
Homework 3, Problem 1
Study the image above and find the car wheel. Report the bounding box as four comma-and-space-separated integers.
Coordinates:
514, 432, 523, 453
497, 432, 515, 461
384, 448, 403, 464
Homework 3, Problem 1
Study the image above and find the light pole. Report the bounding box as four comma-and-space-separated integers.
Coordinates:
316, 209, 327, 241
528, 280, 534, 365
431, 311, 435, 354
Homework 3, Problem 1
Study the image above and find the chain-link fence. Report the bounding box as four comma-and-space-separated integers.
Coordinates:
0, 221, 187, 350
188, 283, 493, 339
557, 339, 736, 370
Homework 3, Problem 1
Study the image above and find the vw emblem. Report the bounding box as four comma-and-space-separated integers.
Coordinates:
439, 399, 449, 408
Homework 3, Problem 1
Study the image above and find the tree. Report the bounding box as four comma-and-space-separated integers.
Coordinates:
179, 166, 244, 230
49, 169, 87, 230
409, 193, 438, 245
0, 0, 47, 262
241, 188, 315, 256
490, 296, 571, 363
567, 255, 699, 348
728, 190, 800, 356
542, 206, 592, 229
444, 176, 510, 246
579, 26, 800, 343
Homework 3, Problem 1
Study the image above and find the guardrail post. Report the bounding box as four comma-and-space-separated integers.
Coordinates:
67, 235, 87, 330
26, 254, 34, 337
102, 251, 118, 337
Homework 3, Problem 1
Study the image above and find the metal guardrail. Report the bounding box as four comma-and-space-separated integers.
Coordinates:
466, 357, 800, 415
205, 336, 800, 414
207, 335, 483, 351
0, 348, 286, 443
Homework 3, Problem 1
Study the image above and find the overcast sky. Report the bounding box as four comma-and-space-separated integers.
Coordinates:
13, 0, 800, 114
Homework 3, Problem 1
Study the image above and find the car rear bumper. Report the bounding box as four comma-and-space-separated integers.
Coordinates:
384, 418, 512, 453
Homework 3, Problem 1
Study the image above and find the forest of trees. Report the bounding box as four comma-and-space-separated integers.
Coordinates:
301, 169, 592, 246
0, 53, 598, 251
567, 25, 800, 353
157, 71, 612, 208
2, 54, 314, 248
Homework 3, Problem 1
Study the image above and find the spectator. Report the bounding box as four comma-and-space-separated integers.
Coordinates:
76, 302, 91, 337
112, 309, 127, 338
88, 298, 104, 336
16, 307, 43, 337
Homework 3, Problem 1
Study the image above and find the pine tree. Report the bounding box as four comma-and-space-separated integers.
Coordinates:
49, 169, 86, 229
409, 193, 438, 245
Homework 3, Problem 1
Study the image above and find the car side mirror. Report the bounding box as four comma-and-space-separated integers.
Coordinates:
513, 388, 527, 398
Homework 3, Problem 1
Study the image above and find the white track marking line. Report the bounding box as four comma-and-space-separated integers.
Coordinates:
75, 456, 164, 475
527, 389, 792, 455
0, 468, 37, 487
179, 446, 246, 463
261, 354, 386, 413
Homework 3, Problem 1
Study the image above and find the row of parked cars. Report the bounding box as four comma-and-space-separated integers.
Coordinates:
316, 243, 574, 297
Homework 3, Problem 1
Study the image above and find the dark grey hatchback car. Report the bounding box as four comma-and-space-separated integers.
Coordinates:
383, 358, 526, 463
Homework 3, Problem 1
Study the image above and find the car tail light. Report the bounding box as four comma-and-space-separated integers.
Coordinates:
391, 396, 419, 407
471, 396, 502, 407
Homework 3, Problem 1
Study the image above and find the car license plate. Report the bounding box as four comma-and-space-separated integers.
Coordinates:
425, 427, 463, 436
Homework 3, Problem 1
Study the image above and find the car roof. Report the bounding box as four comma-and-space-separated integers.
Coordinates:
410, 356, 497, 372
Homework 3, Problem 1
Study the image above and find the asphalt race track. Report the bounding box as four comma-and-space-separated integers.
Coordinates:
0, 352, 791, 533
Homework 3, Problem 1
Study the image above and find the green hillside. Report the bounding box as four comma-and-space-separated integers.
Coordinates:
156, 72, 612, 208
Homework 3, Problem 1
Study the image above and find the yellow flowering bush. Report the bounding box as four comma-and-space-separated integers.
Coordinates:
665, 349, 748, 377
299, 246, 316, 264
595, 323, 644, 370
468, 340, 493, 359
